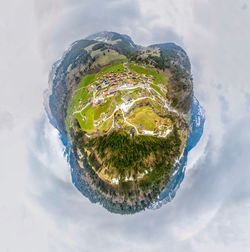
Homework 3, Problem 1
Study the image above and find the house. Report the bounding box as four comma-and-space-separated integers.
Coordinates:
122, 95, 132, 102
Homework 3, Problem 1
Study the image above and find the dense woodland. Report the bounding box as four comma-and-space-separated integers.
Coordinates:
87, 126, 182, 191
71, 125, 183, 213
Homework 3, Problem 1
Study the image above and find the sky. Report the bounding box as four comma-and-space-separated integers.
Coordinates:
0, 0, 250, 251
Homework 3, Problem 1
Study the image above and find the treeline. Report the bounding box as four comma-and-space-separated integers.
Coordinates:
130, 49, 189, 82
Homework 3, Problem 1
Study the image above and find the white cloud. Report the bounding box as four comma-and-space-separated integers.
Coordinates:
0, 0, 250, 251
0, 110, 14, 130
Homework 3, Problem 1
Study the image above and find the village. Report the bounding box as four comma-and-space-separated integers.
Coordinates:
88, 64, 155, 106
73, 64, 173, 139
70, 62, 185, 188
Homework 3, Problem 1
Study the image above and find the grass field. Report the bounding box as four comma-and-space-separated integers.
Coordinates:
79, 74, 96, 88
114, 91, 123, 103
92, 50, 127, 67
127, 106, 160, 131
65, 74, 96, 131
98, 63, 125, 75
68, 74, 96, 112
151, 84, 165, 97
128, 63, 167, 85
75, 105, 94, 131
93, 98, 112, 120
99, 117, 113, 132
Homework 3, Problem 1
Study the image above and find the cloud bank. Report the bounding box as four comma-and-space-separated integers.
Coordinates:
0, 0, 250, 251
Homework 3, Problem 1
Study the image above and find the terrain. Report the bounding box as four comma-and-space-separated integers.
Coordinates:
45, 31, 204, 214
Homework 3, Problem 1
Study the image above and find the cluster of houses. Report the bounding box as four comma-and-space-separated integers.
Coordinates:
88, 68, 155, 105
79, 66, 165, 133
